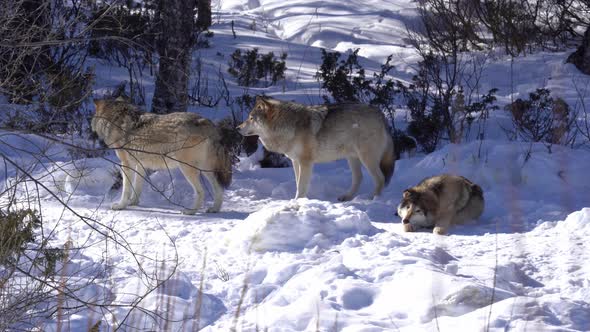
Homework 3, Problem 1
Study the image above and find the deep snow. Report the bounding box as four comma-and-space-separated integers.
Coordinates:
6, 138, 590, 331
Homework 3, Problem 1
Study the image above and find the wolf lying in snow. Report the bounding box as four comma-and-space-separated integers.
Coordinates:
397, 174, 484, 235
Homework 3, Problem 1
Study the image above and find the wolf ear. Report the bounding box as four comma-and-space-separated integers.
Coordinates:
403, 189, 420, 200
403, 189, 412, 199
255, 96, 269, 109
255, 95, 270, 103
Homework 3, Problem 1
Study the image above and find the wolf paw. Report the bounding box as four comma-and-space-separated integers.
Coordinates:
338, 194, 353, 202
111, 202, 128, 210
403, 223, 414, 232
206, 207, 220, 213
182, 208, 198, 215
128, 197, 140, 206
433, 227, 448, 235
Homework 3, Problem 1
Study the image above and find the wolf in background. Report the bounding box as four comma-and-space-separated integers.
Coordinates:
92, 99, 232, 213
237, 96, 395, 200
397, 174, 485, 235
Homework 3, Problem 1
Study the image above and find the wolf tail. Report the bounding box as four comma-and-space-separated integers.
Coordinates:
212, 135, 234, 189
380, 132, 395, 186
460, 175, 484, 199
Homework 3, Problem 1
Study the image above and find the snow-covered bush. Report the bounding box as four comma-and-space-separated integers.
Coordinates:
0, 201, 67, 330
315, 49, 400, 116
505, 89, 573, 145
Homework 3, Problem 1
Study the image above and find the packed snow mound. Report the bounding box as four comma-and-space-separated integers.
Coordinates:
226, 199, 380, 252
553, 207, 590, 232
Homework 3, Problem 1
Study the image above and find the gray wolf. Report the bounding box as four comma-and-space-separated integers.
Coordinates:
237, 96, 395, 200
396, 174, 484, 235
91, 99, 232, 213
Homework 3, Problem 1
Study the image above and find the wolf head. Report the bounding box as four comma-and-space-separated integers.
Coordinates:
397, 189, 430, 227
91, 99, 121, 134
91, 98, 141, 143
93, 99, 106, 114
237, 96, 276, 136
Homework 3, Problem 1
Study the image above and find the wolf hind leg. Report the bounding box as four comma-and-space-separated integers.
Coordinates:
179, 164, 204, 215
455, 195, 485, 225
338, 157, 362, 201
112, 151, 134, 210
295, 160, 313, 199
358, 149, 385, 199
203, 171, 224, 213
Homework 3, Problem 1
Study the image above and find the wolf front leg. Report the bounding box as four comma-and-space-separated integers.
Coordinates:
112, 151, 134, 210
402, 223, 414, 232
128, 163, 146, 206
292, 159, 300, 189
433, 213, 454, 235
294, 159, 313, 199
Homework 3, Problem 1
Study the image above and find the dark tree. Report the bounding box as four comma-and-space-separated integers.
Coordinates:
567, 27, 590, 75
197, 0, 212, 30
152, 0, 196, 114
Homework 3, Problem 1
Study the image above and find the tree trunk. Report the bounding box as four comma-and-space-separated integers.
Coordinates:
567, 26, 590, 75
197, 0, 212, 30
152, 0, 195, 114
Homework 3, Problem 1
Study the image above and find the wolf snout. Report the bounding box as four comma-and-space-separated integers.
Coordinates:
236, 123, 246, 134
402, 219, 410, 224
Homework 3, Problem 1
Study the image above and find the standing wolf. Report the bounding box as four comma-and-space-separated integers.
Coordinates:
92, 99, 232, 213
237, 96, 395, 200
397, 174, 484, 235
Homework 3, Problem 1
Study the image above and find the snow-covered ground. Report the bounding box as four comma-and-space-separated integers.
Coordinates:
2, 0, 590, 331
12, 139, 590, 331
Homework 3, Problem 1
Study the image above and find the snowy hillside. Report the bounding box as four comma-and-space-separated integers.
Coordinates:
2, 0, 590, 331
